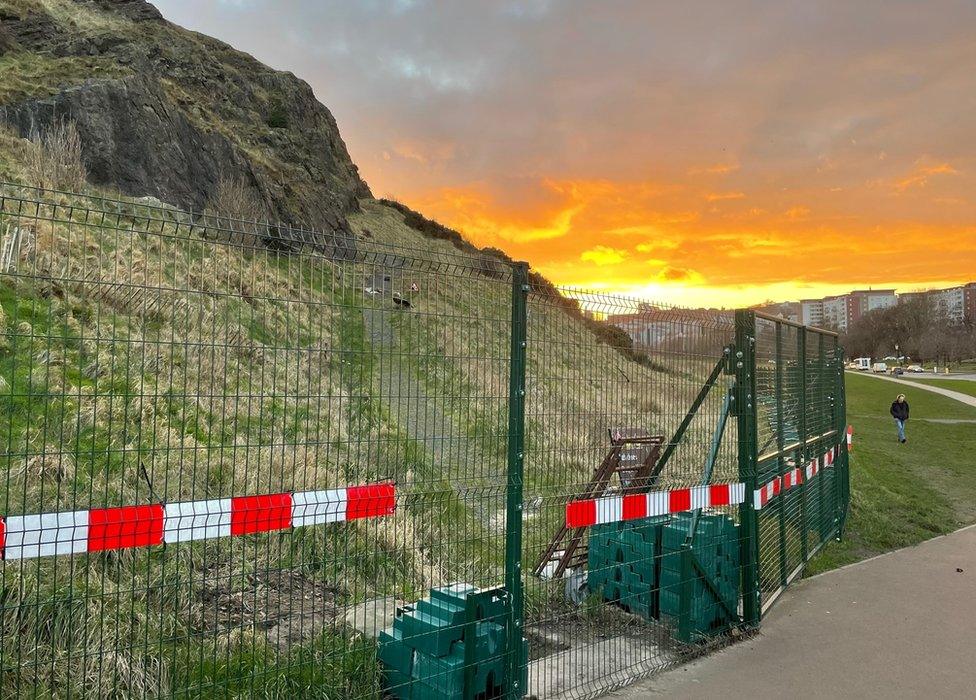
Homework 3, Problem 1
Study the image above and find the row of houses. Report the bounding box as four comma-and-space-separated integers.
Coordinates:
605, 284, 975, 351
754, 283, 976, 332
606, 303, 733, 351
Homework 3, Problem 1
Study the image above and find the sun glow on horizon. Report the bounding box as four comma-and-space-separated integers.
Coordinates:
385, 171, 975, 308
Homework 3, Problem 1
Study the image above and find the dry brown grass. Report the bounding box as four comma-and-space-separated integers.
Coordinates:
24, 120, 87, 192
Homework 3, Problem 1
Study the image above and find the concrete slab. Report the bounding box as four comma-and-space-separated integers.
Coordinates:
344, 596, 399, 638
605, 526, 976, 699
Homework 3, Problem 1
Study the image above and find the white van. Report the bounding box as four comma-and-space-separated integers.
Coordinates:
853, 357, 872, 371
872, 362, 888, 373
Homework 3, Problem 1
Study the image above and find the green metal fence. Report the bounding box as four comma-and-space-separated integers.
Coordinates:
750, 312, 849, 611
0, 184, 848, 699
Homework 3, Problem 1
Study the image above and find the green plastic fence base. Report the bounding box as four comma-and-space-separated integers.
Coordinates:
588, 512, 741, 642
379, 584, 527, 699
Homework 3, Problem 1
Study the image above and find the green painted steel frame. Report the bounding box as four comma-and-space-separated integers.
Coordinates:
504, 263, 529, 700
684, 385, 733, 547
505, 293, 846, 695
734, 310, 761, 625
775, 324, 789, 588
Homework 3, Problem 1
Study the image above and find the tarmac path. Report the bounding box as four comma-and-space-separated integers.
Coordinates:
606, 525, 976, 699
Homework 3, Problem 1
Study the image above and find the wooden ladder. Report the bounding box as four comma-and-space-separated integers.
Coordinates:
532, 434, 665, 579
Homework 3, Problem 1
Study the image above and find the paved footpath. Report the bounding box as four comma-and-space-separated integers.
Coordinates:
606, 525, 976, 699
851, 371, 976, 408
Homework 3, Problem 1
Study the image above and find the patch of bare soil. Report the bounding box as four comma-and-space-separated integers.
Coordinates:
194, 567, 341, 652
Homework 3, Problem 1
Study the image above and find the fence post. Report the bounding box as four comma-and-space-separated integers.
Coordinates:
505, 262, 529, 699
817, 334, 828, 539
734, 309, 761, 625
798, 329, 809, 563
835, 344, 848, 537
775, 323, 788, 588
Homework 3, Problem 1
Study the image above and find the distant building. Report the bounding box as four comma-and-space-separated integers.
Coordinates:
901, 282, 976, 325
753, 301, 800, 323
847, 289, 898, 328
798, 289, 896, 331
608, 304, 732, 349
800, 299, 825, 327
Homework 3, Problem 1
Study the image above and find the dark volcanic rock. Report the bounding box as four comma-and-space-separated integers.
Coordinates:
0, 0, 370, 253
0, 22, 19, 55
4, 76, 243, 211
91, 0, 163, 22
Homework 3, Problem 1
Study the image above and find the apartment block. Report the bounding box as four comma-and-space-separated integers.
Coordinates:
797, 289, 896, 331
800, 299, 825, 327
902, 282, 976, 324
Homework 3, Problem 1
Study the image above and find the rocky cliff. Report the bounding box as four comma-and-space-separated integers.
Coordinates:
0, 0, 370, 241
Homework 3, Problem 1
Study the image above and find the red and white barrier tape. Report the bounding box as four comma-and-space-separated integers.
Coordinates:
0, 482, 396, 561
847, 425, 854, 451
565, 482, 745, 529
754, 445, 838, 510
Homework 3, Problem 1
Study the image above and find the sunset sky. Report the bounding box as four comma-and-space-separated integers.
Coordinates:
156, 1, 976, 307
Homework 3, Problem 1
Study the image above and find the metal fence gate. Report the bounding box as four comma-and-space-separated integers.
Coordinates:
749, 312, 849, 612
0, 184, 849, 699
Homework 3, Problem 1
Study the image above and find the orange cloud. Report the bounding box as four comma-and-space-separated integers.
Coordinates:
580, 246, 627, 266
705, 191, 746, 202
893, 162, 959, 191
689, 163, 740, 175
785, 206, 810, 219
396, 171, 976, 308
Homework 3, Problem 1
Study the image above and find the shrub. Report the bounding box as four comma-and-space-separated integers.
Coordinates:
266, 98, 288, 129
203, 176, 273, 248
25, 119, 87, 191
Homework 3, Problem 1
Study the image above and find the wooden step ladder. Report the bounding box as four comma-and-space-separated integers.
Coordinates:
532, 433, 665, 579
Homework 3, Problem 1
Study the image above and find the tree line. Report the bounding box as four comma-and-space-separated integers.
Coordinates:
841, 297, 976, 366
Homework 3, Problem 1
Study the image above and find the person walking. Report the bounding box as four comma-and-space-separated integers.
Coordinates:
890, 393, 910, 443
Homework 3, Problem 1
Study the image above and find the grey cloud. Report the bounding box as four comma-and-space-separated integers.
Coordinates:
155, 0, 976, 218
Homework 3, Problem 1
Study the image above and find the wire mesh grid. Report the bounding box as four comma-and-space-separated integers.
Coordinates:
0, 184, 517, 698
752, 315, 844, 608
521, 290, 743, 699
0, 183, 849, 699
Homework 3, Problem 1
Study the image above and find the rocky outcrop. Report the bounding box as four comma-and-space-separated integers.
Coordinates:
0, 0, 370, 249
4, 77, 244, 210
0, 21, 18, 55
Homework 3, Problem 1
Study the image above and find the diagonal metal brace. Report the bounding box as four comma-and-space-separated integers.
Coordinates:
650, 347, 732, 486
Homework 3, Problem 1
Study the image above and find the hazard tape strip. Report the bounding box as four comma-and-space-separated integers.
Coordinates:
754, 445, 838, 510
0, 482, 395, 561
846, 425, 854, 451
565, 482, 746, 529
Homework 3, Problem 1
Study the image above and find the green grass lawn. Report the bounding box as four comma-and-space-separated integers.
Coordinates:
808, 372, 976, 574
900, 377, 976, 399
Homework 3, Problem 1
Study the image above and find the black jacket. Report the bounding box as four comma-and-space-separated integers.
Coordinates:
890, 401, 909, 421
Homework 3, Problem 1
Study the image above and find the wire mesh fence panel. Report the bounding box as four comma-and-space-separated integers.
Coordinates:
753, 316, 782, 603
521, 290, 744, 699
0, 183, 850, 699
751, 313, 845, 610
0, 184, 519, 699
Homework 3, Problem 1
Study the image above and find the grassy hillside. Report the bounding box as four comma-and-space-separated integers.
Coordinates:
808, 373, 976, 574
0, 181, 730, 697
